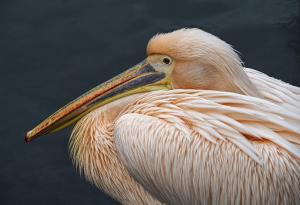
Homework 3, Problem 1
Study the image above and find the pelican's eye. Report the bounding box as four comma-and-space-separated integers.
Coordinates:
162, 57, 171, 65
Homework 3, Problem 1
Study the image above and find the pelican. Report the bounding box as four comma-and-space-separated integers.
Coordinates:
26, 28, 300, 205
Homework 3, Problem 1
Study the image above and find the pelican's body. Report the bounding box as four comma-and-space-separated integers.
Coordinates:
26, 28, 300, 205
70, 73, 300, 205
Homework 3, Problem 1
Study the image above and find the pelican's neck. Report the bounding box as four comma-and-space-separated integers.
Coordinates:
69, 94, 162, 205
69, 93, 144, 180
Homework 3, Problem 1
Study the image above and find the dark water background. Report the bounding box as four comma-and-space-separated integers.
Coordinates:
1, 0, 299, 204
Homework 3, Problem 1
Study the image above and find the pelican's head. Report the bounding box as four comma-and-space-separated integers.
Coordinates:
26, 28, 260, 142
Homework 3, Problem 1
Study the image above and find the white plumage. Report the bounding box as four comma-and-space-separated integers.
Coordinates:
70, 72, 300, 204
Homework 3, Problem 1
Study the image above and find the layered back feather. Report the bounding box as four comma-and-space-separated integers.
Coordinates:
120, 85, 300, 163
246, 68, 300, 113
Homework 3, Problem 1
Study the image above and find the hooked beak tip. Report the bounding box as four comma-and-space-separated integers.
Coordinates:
25, 131, 33, 143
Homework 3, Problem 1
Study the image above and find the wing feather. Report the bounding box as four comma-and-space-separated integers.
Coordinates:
114, 76, 300, 204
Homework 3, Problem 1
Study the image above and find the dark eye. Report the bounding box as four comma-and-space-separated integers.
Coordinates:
162, 57, 171, 65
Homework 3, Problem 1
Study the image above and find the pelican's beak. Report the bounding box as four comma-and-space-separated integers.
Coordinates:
26, 59, 171, 142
